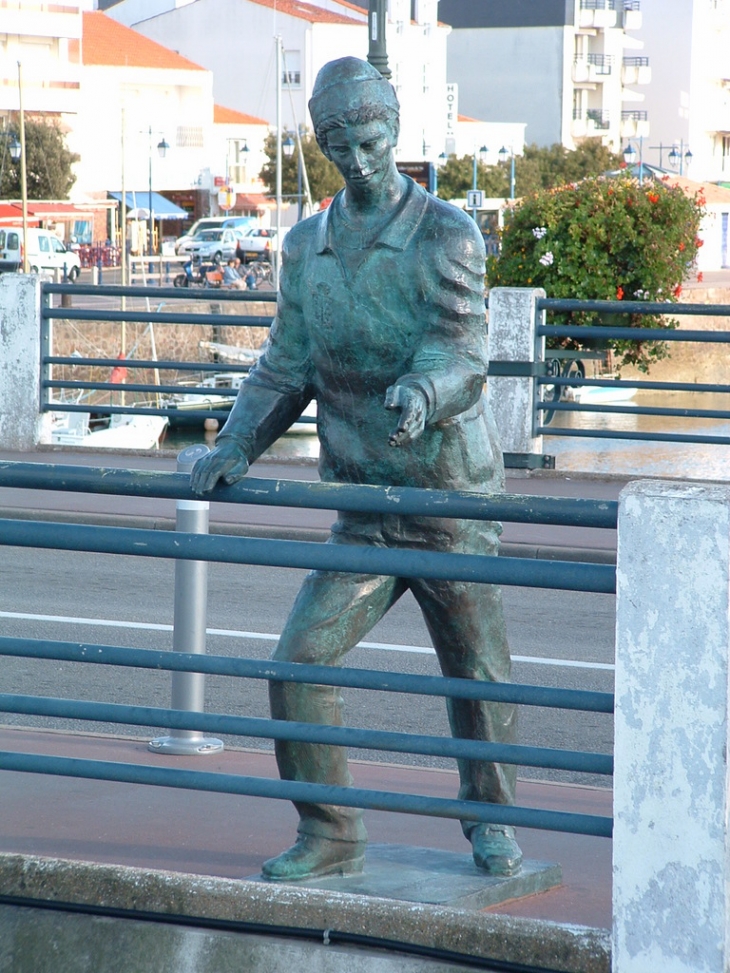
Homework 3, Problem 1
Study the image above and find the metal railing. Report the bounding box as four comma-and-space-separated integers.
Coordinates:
535, 297, 730, 446
40, 282, 280, 428
0, 461, 615, 840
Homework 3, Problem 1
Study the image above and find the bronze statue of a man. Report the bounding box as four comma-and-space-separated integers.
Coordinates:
191, 56, 521, 882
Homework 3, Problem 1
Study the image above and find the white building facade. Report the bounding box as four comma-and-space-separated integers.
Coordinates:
439, 0, 650, 153
102, 0, 455, 166
639, 0, 730, 183
0, 1, 84, 124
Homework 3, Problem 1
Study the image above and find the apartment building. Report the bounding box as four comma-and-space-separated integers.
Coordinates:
102, 0, 457, 165
640, 0, 730, 183
0, 1, 83, 124
438, 0, 650, 152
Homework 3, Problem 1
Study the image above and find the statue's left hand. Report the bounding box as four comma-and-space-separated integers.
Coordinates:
384, 384, 427, 447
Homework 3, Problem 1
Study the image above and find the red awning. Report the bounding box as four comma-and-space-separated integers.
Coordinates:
234, 194, 272, 211
0, 204, 29, 224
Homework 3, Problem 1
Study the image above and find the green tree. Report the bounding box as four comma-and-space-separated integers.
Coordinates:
435, 142, 623, 201
487, 175, 705, 371
0, 116, 78, 199
259, 131, 344, 205
435, 153, 508, 200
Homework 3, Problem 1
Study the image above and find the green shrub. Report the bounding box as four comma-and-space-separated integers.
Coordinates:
487, 175, 705, 371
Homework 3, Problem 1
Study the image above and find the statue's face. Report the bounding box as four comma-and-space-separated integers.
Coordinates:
324, 118, 397, 195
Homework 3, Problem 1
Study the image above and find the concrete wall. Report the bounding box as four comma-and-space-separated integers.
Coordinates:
446, 27, 564, 147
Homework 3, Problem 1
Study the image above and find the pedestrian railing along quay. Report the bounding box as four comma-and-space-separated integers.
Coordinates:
535, 297, 730, 446
40, 282, 282, 429
0, 460, 615, 841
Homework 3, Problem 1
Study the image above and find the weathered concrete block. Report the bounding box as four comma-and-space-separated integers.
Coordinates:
614, 480, 730, 973
487, 287, 545, 458
0, 274, 42, 450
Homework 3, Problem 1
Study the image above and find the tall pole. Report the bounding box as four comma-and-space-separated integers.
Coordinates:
510, 153, 515, 199
638, 135, 644, 186
367, 0, 391, 79
148, 125, 154, 256
275, 35, 282, 289
121, 107, 127, 305
17, 62, 29, 274
471, 149, 478, 222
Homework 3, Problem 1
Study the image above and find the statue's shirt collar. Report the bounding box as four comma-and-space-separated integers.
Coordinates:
315, 176, 428, 256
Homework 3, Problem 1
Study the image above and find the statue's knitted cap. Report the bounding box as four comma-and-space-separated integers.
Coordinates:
309, 57, 399, 129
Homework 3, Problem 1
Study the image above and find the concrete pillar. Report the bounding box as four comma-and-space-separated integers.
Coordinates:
614, 480, 730, 973
487, 287, 544, 461
0, 274, 42, 450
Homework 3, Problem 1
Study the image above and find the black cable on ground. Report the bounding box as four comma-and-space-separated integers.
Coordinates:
0, 893, 589, 973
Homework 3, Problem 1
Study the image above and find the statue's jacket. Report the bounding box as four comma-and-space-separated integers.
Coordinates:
219, 176, 505, 552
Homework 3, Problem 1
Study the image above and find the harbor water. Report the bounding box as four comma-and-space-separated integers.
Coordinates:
164, 389, 730, 482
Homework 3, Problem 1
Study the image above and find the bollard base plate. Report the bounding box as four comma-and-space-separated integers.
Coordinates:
148, 736, 224, 756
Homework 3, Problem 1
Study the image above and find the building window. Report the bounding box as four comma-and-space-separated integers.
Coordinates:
282, 51, 301, 88
176, 127, 204, 148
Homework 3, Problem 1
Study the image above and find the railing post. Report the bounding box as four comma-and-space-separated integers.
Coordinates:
487, 287, 545, 466
149, 444, 224, 756
614, 480, 730, 973
0, 274, 42, 450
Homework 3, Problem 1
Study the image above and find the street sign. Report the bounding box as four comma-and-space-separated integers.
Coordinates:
466, 189, 484, 209
217, 187, 235, 210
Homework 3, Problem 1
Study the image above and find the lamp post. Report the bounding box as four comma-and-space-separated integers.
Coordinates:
623, 138, 644, 185
499, 145, 515, 200
433, 150, 447, 197
470, 145, 488, 219
147, 126, 169, 256
367, 0, 391, 79
668, 140, 693, 177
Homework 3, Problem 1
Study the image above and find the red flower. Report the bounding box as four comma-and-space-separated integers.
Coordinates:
673, 284, 683, 298
616, 286, 624, 300
648, 192, 660, 204
696, 237, 704, 247
697, 272, 704, 282
678, 242, 686, 251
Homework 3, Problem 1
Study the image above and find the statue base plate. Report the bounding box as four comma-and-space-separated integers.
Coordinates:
250, 843, 562, 910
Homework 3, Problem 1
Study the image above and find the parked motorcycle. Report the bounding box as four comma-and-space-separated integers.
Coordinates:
173, 256, 221, 288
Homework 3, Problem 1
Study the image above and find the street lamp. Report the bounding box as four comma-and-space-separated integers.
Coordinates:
147, 127, 169, 256
499, 145, 515, 200
433, 150, 447, 197
668, 141, 692, 177
623, 138, 644, 185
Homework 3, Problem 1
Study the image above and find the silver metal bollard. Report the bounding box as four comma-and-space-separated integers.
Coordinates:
149, 444, 224, 755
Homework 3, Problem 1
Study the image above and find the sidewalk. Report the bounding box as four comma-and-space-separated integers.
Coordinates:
0, 445, 614, 950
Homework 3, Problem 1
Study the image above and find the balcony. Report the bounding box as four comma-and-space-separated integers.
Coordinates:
578, 0, 618, 29
621, 110, 649, 138
622, 0, 642, 30
572, 108, 611, 137
622, 56, 651, 85
573, 53, 615, 83
586, 108, 611, 131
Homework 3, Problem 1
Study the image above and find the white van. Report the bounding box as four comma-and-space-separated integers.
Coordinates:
0, 227, 81, 279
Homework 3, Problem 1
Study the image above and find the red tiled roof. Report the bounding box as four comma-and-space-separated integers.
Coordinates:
247, 0, 363, 25
458, 113, 480, 123
82, 12, 206, 71
661, 174, 730, 204
214, 104, 269, 126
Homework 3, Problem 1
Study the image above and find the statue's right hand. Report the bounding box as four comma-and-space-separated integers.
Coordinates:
190, 439, 250, 494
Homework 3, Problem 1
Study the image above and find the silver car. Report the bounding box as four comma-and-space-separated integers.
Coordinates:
188, 227, 240, 264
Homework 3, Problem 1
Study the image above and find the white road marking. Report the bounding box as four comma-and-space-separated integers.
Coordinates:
0, 610, 615, 671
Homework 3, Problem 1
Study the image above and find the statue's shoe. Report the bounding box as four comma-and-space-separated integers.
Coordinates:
470, 825, 523, 877
261, 835, 366, 882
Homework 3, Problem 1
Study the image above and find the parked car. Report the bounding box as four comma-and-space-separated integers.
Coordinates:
174, 216, 258, 255
237, 227, 286, 262
187, 227, 240, 263
0, 227, 81, 279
